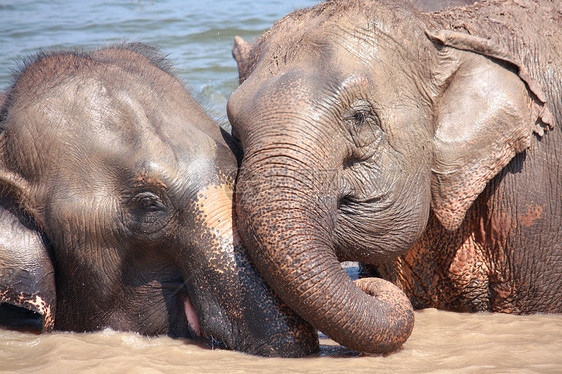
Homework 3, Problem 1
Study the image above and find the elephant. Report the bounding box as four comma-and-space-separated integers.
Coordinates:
226, 0, 561, 354
0, 43, 318, 357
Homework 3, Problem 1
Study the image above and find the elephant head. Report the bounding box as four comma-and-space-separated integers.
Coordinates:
0, 43, 318, 357
227, 0, 552, 353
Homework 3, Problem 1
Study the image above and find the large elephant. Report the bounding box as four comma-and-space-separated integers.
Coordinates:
0, 43, 318, 357
227, 0, 561, 354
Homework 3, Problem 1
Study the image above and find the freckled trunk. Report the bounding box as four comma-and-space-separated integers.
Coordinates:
236, 147, 414, 354
190, 178, 318, 357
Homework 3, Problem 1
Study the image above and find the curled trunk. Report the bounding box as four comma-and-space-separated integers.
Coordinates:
236, 152, 414, 354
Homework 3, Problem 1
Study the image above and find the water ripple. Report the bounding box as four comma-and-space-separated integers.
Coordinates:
0, 0, 317, 121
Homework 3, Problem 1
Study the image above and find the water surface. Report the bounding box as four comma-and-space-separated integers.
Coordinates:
1, 1, 561, 373
2, 309, 561, 373
0, 0, 317, 122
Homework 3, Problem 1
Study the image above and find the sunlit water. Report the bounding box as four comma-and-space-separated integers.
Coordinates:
2, 309, 561, 373
1, 1, 561, 373
0, 0, 318, 124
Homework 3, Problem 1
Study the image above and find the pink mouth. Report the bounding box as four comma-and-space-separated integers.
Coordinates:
184, 297, 201, 337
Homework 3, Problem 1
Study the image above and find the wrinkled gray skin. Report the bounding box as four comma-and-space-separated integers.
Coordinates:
407, 0, 475, 12
227, 0, 561, 354
0, 44, 318, 357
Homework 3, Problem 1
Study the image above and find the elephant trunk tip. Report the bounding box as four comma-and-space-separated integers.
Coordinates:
245, 330, 320, 358
352, 277, 415, 354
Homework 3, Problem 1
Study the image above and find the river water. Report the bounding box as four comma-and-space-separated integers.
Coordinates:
1, 1, 561, 373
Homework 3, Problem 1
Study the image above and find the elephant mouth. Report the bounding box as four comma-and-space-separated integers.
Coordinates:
183, 296, 201, 337
177, 282, 229, 350
161, 278, 205, 341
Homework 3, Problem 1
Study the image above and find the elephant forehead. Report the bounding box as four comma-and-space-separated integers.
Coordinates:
262, 1, 410, 66
129, 157, 215, 191
333, 21, 383, 65
251, 14, 418, 105
105, 85, 221, 169
14, 79, 214, 174
7, 77, 135, 153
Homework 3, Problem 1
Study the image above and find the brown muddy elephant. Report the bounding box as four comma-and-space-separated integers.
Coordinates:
0, 43, 318, 357
227, 0, 561, 354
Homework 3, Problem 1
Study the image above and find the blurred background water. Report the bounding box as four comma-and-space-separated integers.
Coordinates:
0, 0, 318, 124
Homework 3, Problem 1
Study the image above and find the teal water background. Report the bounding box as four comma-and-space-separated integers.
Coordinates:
0, 0, 318, 121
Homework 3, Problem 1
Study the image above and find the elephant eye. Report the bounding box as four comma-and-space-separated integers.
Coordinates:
347, 101, 377, 127
351, 111, 369, 124
132, 192, 166, 212
140, 196, 164, 211
344, 100, 384, 158
125, 190, 170, 236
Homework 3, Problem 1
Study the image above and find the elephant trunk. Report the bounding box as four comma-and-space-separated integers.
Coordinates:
236, 147, 414, 354
186, 175, 318, 357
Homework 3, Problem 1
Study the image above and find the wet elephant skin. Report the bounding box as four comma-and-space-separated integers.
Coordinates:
227, 0, 561, 354
0, 43, 318, 357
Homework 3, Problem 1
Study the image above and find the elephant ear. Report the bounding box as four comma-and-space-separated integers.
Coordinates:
0, 196, 55, 332
233, 36, 268, 85
233, 36, 254, 84
426, 30, 554, 231
0, 127, 55, 331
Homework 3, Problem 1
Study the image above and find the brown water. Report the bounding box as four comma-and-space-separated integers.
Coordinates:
2, 309, 560, 373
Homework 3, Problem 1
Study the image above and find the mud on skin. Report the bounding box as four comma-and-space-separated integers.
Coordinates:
227, 0, 561, 354
0, 43, 318, 357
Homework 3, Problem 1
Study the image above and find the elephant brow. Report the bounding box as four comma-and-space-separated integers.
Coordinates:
337, 74, 370, 94
133, 171, 168, 189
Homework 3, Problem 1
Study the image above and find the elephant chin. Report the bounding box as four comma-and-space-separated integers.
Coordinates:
183, 297, 201, 337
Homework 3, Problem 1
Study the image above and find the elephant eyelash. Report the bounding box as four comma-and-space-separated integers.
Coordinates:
139, 195, 165, 212
351, 111, 369, 123
344, 110, 366, 126
347, 109, 381, 132
346, 100, 379, 127
129, 191, 166, 212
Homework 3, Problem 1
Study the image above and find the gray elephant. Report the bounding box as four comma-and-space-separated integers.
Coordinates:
227, 0, 561, 354
0, 43, 318, 357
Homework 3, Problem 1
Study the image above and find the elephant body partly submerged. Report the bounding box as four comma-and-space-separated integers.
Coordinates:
0, 44, 317, 357
228, 0, 561, 354
370, 0, 561, 314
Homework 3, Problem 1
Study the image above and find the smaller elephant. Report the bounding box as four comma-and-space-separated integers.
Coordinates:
0, 43, 318, 357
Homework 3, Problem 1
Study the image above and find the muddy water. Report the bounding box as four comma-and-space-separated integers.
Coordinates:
2, 309, 561, 373
1, 1, 561, 373
2, 266, 561, 374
